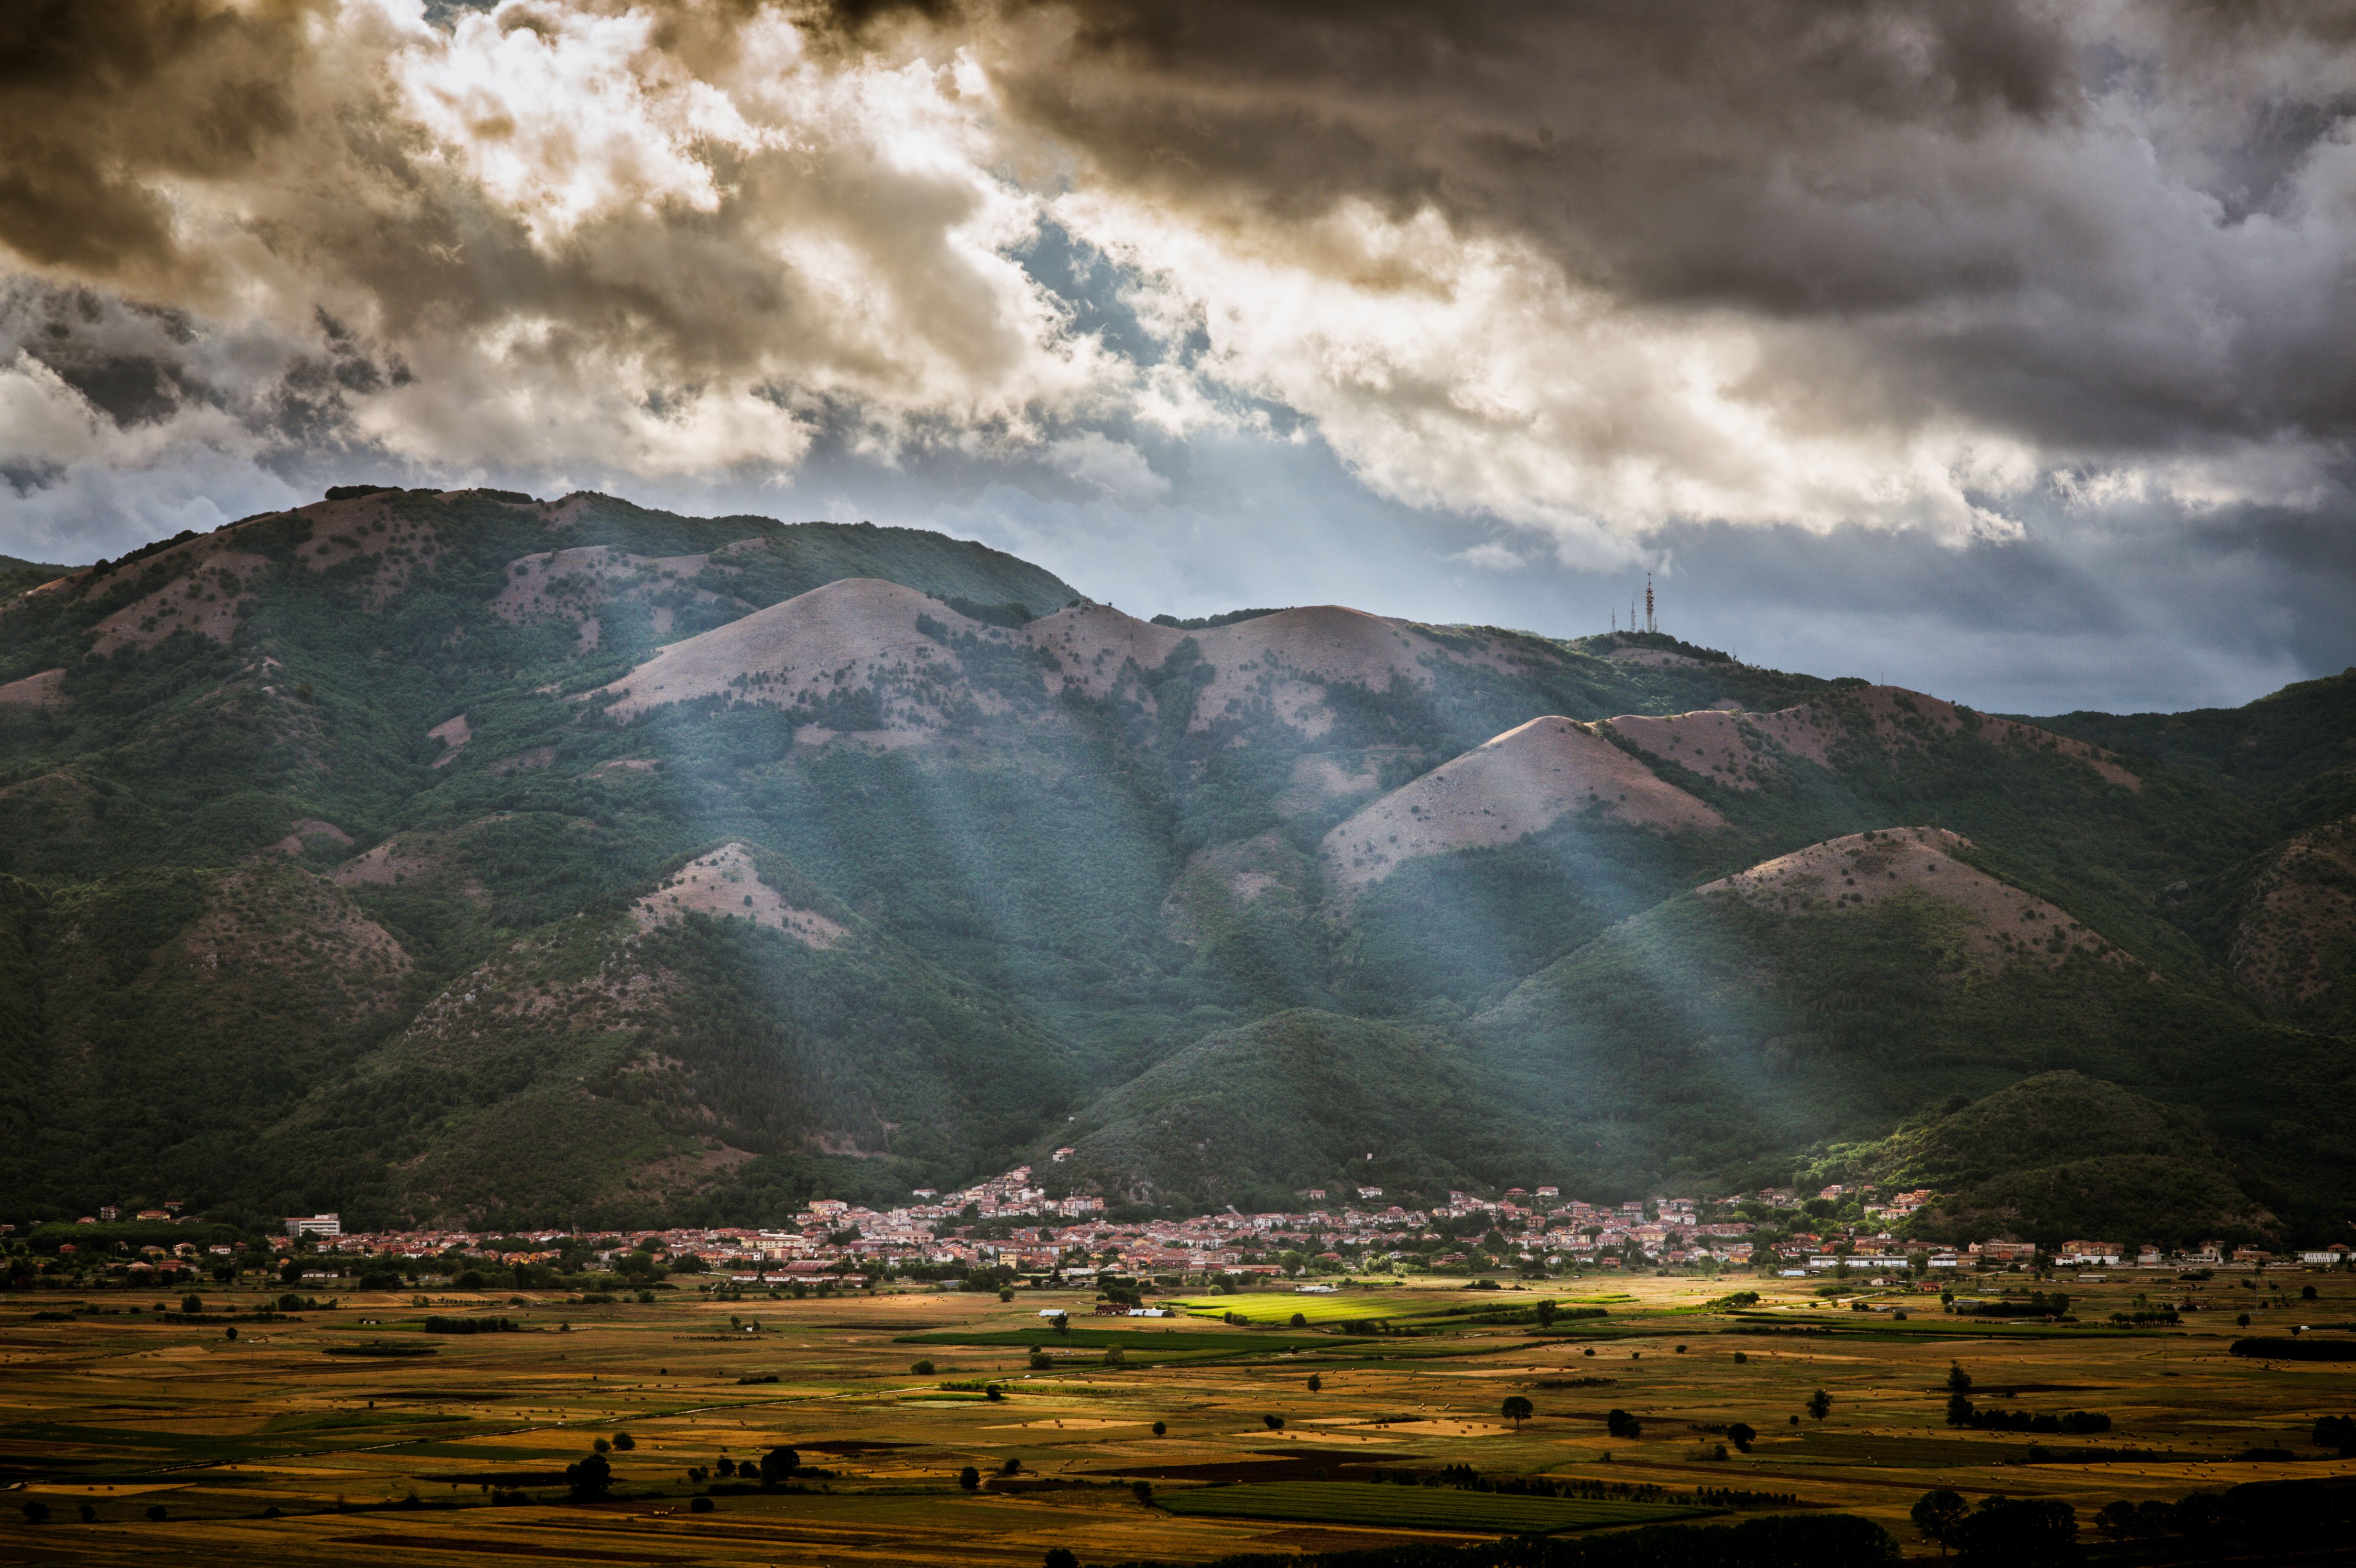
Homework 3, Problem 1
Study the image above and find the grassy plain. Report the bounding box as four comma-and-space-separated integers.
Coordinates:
3, 1271, 2353, 1566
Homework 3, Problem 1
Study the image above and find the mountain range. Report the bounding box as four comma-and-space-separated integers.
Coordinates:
0, 485, 2349, 1245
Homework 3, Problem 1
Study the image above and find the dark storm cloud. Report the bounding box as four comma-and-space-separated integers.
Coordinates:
0, 0, 323, 284
983, 0, 2074, 280
926, 0, 2356, 458
0, 1, 2352, 709
9, 1, 2356, 497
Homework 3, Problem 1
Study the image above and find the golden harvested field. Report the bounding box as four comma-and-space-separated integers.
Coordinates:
3, 1271, 2353, 1566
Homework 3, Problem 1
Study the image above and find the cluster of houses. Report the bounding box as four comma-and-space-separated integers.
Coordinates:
37, 1172, 2349, 1284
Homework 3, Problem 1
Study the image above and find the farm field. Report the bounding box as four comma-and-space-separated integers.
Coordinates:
893, 1326, 1332, 1355
1154, 1479, 1711, 1531
1160, 1290, 1636, 1327
3, 1270, 2354, 1566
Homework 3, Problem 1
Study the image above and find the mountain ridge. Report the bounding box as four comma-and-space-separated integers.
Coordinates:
0, 486, 2348, 1241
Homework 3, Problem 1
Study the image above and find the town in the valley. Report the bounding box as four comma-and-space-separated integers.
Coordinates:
17, 1159, 2340, 1294
11, 1167, 2356, 1566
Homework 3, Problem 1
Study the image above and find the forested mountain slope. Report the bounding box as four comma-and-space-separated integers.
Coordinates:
1800, 1072, 2285, 1250
0, 486, 2346, 1238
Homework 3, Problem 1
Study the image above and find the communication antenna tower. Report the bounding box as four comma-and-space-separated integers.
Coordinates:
1645, 574, 1656, 635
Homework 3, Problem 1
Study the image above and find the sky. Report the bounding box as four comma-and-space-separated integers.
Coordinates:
3, 0, 2355, 715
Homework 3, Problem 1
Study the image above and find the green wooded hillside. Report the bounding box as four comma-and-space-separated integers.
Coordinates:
0, 485, 2347, 1240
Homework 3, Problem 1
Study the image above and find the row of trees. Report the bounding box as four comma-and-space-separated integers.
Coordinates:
1913, 1475, 2356, 1561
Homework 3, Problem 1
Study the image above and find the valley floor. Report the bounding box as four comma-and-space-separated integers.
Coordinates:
4, 1272, 2353, 1564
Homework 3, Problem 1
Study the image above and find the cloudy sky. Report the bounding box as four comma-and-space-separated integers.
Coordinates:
4, 0, 2354, 714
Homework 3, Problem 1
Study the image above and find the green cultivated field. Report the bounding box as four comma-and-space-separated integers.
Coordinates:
5, 1270, 2355, 1567
1156, 1480, 1712, 1533
1166, 1292, 1457, 1325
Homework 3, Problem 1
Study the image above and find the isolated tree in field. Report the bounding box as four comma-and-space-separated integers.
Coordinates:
1051, 1313, 1070, 1336
1535, 1298, 1559, 1328
912, 1360, 936, 1375
1605, 1408, 1641, 1439
1131, 1480, 1153, 1505
958, 1466, 980, 1491
1947, 1361, 1973, 1394
758, 1446, 799, 1486
1306, 1373, 1321, 1392
1911, 1487, 1967, 1553
1263, 1413, 1285, 1430
1502, 1395, 1534, 1429
1290, 1311, 1309, 1328
1807, 1389, 1832, 1422
1726, 1422, 1756, 1453
1045, 1549, 1079, 1568
565, 1452, 612, 1500
1152, 1421, 1167, 1437
1102, 1343, 1124, 1367
180, 1294, 202, 1313
612, 1433, 634, 1451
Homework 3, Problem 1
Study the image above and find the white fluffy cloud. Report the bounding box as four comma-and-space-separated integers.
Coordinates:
0, 0, 1123, 501
1058, 192, 2056, 561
